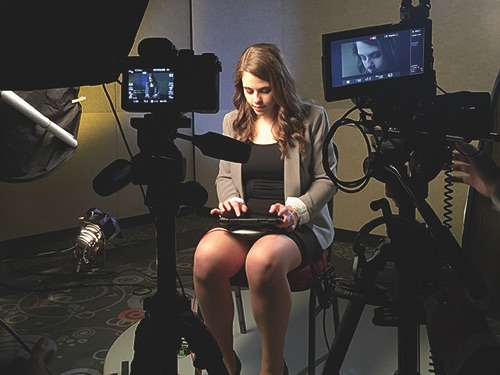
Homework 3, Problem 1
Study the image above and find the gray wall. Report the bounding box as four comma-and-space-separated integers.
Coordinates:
194, 0, 500, 240
1, 0, 499, 244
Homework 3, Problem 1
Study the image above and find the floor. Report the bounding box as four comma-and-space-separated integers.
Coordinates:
105, 290, 436, 375
0, 212, 499, 375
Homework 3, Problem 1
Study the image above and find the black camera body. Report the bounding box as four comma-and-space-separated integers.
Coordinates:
121, 38, 221, 114
322, 19, 434, 104
321, 18, 493, 140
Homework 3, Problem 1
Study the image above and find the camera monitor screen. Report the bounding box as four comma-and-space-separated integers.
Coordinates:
122, 66, 175, 112
322, 19, 433, 102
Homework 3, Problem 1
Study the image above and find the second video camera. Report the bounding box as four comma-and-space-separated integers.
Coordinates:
321, 18, 493, 141
121, 38, 222, 114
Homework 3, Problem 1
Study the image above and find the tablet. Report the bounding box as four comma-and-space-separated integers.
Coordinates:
218, 217, 283, 228
218, 217, 284, 239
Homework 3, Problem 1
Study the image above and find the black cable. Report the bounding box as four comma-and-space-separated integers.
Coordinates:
6, 258, 115, 278
0, 263, 157, 292
442, 164, 454, 228
5, 266, 111, 279
12, 263, 154, 279
0, 276, 156, 294
322, 105, 376, 193
0, 244, 75, 264
101, 83, 135, 158
440, 140, 485, 230
100, 82, 150, 206
1, 234, 158, 281
435, 83, 448, 95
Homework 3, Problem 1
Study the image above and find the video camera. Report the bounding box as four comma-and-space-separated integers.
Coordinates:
121, 38, 222, 114
321, 17, 493, 141
318, 0, 493, 308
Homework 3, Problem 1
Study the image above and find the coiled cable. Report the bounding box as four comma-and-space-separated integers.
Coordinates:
428, 349, 446, 375
442, 163, 454, 228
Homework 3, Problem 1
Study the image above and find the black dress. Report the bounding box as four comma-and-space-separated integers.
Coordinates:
242, 142, 323, 264
242, 142, 284, 217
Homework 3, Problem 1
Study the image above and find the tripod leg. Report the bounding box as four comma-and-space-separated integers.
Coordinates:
129, 203, 180, 375
130, 307, 179, 374
397, 322, 421, 374
321, 300, 366, 374
180, 309, 229, 375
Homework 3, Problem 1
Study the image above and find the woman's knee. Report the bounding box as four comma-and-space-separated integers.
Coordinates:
193, 242, 223, 279
193, 233, 246, 280
245, 250, 283, 286
245, 238, 300, 287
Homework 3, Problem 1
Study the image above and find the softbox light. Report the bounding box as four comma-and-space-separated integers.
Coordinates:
0, 88, 82, 181
0, 0, 150, 181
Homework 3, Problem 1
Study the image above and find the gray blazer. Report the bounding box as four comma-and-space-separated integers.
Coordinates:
215, 103, 337, 249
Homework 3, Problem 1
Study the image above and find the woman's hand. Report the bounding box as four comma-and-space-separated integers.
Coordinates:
210, 199, 248, 218
269, 203, 299, 231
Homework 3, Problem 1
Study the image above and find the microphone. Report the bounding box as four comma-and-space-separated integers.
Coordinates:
92, 160, 209, 209
0, 90, 78, 148
177, 131, 251, 163
92, 159, 133, 197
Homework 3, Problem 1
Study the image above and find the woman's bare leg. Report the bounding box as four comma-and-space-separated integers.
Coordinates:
193, 229, 250, 374
246, 235, 301, 375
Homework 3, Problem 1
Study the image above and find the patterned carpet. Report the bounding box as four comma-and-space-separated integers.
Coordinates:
0, 213, 356, 375
0, 213, 499, 374
0, 214, 208, 375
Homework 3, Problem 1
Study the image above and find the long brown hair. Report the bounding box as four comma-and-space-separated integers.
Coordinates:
232, 43, 308, 158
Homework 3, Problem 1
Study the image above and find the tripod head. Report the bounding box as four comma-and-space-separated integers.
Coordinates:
93, 38, 250, 203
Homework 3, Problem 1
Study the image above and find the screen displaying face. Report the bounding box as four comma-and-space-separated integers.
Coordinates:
125, 67, 175, 106
329, 25, 425, 89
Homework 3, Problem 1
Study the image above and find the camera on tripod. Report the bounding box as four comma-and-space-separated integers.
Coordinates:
318, 3, 494, 374
321, 17, 493, 141
103, 38, 232, 375
121, 37, 222, 114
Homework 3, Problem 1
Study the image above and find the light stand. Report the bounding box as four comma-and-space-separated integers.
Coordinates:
125, 111, 229, 375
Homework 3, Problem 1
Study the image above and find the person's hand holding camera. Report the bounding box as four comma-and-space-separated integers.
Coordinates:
451, 142, 500, 199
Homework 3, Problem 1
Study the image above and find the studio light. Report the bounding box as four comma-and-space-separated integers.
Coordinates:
74, 208, 120, 272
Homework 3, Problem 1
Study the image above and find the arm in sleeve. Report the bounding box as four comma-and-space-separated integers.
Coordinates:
214, 112, 243, 203
286, 106, 337, 224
